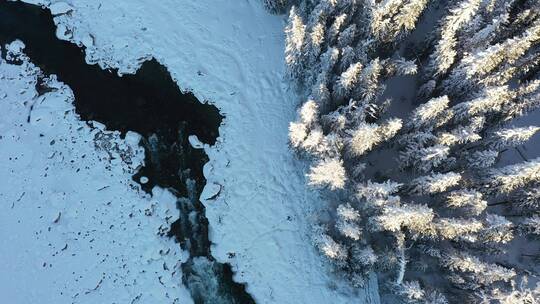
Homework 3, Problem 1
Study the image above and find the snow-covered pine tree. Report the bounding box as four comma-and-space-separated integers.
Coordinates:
489, 126, 540, 150
441, 251, 516, 286
427, 0, 482, 76
262, 0, 291, 14
272, 0, 540, 301
399, 144, 449, 172
433, 217, 484, 241
446, 189, 487, 215
317, 232, 348, 261
407, 95, 450, 130
487, 157, 540, 194
348, 119, 402, 157
285, 6, 306, 81
334, 62, 363, 100
477, 276, 540, 304
371, 203, 434, 234
307, 158, 346, 190
409, 172, 461, 195
395, 281, 424, 303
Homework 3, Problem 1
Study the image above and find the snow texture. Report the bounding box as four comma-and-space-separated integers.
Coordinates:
2, 0, 380, 303
0, 49, 192, 303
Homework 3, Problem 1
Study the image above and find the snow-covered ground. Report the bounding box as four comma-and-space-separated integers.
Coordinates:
2, 0, 380, 303
0, 48, 192, 303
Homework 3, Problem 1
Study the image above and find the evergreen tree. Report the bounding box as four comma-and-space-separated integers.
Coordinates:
407, 96, 450, 130
263, 0, 291, 14
427, 0, 482, 76
285, 6, 306, 80
372, 203, 434, 234
446, 189, 487, 215
276, 0, 540, 300
488, 157, 540, 194
334, 62, 363, 99
409, 172, 461, 195
434, 217, 483, 240
466, 150, 498, 169
490, 126, 540, 150
441, 251, 516, 285
399, 144, 449, 172
397, 280, 425, 303
317, 233, 348, 260
307, 158, 347, 189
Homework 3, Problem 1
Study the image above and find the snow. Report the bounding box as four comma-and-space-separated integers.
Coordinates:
0, 49, 192, 303
200, 182, 221, 201
2, 0, 381, 303
49, 2, 73, 16
188, 135, 204, 149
